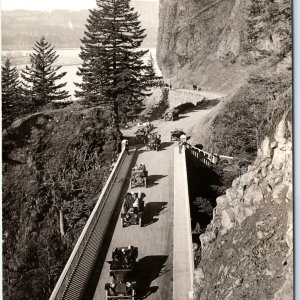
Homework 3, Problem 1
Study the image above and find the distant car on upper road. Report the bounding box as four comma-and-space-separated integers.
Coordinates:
164, 108, 179, 121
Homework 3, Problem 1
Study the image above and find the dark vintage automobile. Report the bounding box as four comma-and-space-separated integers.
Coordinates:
134, 128, 146, 144
164, 108, 179, 121
130, 164, 148, 188
105, 246, 138, 299
121, 192, 145, 227
147, 133, 161, 151
171, 128, 186, 142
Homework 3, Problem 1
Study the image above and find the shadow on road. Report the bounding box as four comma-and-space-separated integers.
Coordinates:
133, 255, 169, 299
147, 174, 167, 187
176, 115, 189, 120
142, 201, 168, 227
159, 142, 173, 151
192, 99, 221, 111
176, 99, 221, 114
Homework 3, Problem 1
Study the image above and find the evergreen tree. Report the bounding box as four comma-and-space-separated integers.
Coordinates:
2, 58, 23, 128
75, 0, 151, 122
21, 36, 69, 107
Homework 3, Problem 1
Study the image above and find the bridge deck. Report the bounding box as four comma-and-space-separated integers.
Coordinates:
87, 143, 174, 300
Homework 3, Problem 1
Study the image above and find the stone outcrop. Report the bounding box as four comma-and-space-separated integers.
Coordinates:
194, 116, 292, 299
157, 0, 291, 92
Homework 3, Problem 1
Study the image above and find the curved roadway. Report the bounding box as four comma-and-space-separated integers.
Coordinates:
86, 92, 222, 300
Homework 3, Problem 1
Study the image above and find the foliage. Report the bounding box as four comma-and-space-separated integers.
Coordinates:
75, 0, 151, 122
2, 107, 122, 299
1, 58, 28, 129
243, 0, 291, 60
209, 72, 291, 161
21, 36, 70, 108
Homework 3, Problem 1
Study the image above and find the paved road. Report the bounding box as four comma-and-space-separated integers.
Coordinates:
87, 93, 222, 300
90, 142, 174, 300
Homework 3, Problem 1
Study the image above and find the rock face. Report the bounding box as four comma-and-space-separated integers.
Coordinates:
157, 0, 291, 91
194, 116, 293, 299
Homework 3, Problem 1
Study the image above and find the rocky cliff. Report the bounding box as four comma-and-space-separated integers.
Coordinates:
157, 0, 291, 92
194, 115, 292, 299
157, 0, 292, 299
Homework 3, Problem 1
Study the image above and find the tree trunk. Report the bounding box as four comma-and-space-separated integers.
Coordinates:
59, 210, 65, 237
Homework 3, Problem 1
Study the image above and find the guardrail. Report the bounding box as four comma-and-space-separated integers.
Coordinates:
187, 145, 235, 165
188, 145, 212, 165
49, 147, 130, 300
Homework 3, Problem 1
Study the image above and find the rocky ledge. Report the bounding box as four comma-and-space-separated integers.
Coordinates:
195, 116, 292, 300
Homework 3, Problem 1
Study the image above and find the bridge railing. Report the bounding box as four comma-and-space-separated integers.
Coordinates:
187, 145, 234, 165
49, 147, 130, 300
187, 145, 212, 165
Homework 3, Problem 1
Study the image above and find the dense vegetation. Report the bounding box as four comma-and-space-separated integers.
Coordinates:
210, 71, 292, 161
2, 59, 24, 129
2, 106, 122, 299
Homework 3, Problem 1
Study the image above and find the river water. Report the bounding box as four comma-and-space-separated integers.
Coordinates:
2, 48, 161, 99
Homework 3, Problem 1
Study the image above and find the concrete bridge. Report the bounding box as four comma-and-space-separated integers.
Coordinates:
50, 144, 196, 300
49, 94, 226, 300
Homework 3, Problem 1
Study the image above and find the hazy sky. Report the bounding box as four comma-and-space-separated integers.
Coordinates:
2, 0, 158, 11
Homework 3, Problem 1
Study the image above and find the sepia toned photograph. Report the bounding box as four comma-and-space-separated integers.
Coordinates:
2, 0, 292, 299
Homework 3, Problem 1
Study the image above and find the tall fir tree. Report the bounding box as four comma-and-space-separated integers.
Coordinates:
75, 0, 151, 122
21, 36, 69, 107
2, 58, 24, 128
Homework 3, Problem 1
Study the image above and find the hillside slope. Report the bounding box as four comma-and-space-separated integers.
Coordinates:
2, 106, 122, 299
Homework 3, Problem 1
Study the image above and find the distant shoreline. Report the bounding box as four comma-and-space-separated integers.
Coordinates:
2, 45, 157, 52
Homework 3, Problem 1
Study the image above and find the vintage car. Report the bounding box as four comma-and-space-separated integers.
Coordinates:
134, 128, 146, 144
121, 192, 145, 227
147, 133, 161, 151
105, 246, 138, 299
171, 128, 186, 142
164, 108, 179, 121
130, 164, 148, 188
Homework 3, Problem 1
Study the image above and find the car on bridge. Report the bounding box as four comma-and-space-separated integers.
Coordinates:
147, 133, 161, 151
105, 246, 138, 299
130, 164, 148, 188
134, 128, 147, 144
171, 128, 186, 142
121, 192, 145, 227
164, 108, 179, 121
